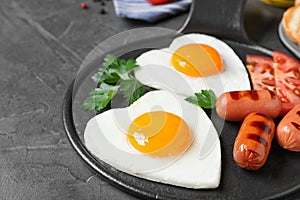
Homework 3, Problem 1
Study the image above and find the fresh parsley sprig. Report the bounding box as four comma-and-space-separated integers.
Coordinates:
185, 89, 217, 109
81, 83, 120, 111
92, 54, 138, 84
82, 54, 146, 112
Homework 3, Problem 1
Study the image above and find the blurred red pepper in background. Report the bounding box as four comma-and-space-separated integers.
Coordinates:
147, 0, 176, 5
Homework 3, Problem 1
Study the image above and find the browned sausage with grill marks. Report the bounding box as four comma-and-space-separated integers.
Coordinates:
233, 112, 275, 170
276, 104, 300, 152
216, 90, 282, 121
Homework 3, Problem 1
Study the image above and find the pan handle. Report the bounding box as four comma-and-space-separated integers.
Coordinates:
179, 0, 249, 43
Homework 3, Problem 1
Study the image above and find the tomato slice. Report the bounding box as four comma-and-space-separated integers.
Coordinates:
273, 51, 300, 115
246, 54, 276, 92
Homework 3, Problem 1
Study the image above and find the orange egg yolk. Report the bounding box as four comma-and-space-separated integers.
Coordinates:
127, 111, 192, 157
171, 44, 223, 77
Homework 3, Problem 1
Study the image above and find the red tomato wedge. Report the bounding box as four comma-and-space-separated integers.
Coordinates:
246, 52, 300, 116
246, 55, 276, 92
273, 51, 300, 115
147, 0, 175, 5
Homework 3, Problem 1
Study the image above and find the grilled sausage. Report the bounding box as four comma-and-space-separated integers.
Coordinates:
216, 90, 282, 121
276, 104, 300, 152
233, 112, 275, 170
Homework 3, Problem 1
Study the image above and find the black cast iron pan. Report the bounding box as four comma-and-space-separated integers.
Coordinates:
63, 0, 300, 199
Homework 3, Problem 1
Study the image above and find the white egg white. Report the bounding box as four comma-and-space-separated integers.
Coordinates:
135, 33, 251, 97
84, 90, 221, 189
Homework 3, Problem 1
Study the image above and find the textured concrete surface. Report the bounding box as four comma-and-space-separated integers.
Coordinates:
0, 0, 299, 199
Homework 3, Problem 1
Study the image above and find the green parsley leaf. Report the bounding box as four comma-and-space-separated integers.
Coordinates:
81, 83, 120, 111
92, 54, 138, 84
119, 77, 146, 105
103, 54, 117, 68
185, 89, 217, 109
82, 54, 144, 111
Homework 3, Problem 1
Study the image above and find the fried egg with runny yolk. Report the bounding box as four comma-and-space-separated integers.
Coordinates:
128, 111, 192, 157
134, 33, 251, 97
84, 90, 221, 189
172, 43, 223, 77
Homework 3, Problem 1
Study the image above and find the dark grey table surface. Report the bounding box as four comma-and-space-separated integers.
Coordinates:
1, 0, 299, 199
